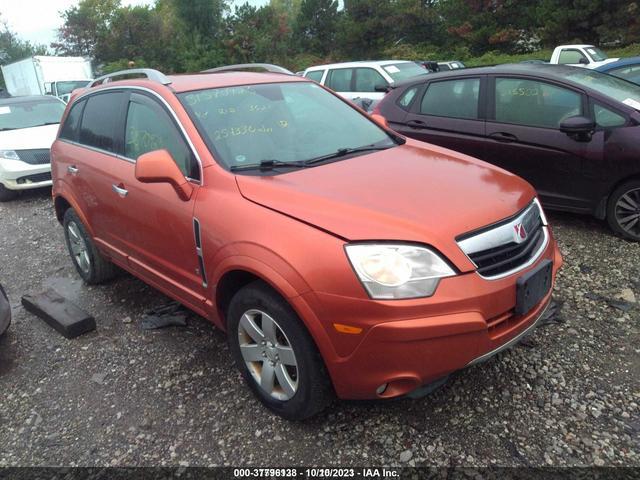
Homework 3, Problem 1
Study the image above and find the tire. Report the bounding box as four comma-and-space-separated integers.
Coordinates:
607, 180, 640, 242
227, 281, 333, 420
63, 208, 118, 284
0, 184, 17, 202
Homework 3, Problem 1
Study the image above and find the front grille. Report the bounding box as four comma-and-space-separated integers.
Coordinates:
16, 172, 52, 184
15, 149, 51, 165
457, 201, 547, 278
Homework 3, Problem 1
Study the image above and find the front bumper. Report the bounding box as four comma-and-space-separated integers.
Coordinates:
299, 230, 562, 400
0, 159, 52, 191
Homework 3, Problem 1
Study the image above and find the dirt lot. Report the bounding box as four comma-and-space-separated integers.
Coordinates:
0, 189, 638, 467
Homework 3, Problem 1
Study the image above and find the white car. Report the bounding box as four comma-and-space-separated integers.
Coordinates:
549, 45, 619, 69
302, 60, 427, 102
0, 95, 65, 201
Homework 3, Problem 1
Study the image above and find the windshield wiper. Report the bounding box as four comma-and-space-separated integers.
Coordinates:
32, 122, 60, 127
303, 144, 395, 166
229, 159, 309, 172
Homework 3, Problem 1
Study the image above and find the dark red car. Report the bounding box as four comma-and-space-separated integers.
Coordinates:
375, 64, 640, 241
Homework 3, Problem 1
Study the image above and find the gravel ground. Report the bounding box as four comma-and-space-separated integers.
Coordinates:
0, 189, 638, 468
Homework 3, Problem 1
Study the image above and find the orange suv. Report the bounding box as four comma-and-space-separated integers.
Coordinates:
51, 66, 563, 420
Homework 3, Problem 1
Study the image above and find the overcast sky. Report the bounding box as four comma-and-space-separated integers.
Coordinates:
0, 0, 268, 47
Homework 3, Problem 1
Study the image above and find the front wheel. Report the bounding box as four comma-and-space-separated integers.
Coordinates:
607, 180, 640, 242
0, 184, 17, 202
227, 281, 333, 420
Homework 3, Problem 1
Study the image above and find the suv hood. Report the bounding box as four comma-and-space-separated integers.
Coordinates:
235, 141, 536, 271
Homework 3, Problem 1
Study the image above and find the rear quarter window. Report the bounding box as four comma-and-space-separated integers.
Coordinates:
59, 99, 85, 142
304, 70, 324, 83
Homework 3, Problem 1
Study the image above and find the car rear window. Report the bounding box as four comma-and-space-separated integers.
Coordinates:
179, 82, 393, 171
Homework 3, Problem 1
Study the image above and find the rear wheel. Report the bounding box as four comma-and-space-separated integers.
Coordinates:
63, 208, 118, 284
607, 180, 640, 242
227, 281, 333, 420
0, 184, 17, 202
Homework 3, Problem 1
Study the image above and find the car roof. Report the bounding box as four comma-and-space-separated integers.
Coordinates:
557, 44, 597, 49
394, 63, 604, 89
595, 56, 640, 71
0, 95, 63, 105
305, 60, 414, 71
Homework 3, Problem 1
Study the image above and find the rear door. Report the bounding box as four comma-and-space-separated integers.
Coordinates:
393, 76, 487, 158
485, 76, 602, 212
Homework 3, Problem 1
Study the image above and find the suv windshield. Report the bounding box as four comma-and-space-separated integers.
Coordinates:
566, 69, 640, 107
179, 82, 395, 171
55, 80, 91, 96
382, 63, 427, 82
0, 98, 65, 131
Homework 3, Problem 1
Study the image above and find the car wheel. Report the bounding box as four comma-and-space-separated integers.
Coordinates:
63, 208, 118, 284
227, 281, 333, 420
0, 184, 17, 202
607, 180, 640, 242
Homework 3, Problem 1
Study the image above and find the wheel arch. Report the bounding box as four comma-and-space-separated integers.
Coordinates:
598, 173, 640, 219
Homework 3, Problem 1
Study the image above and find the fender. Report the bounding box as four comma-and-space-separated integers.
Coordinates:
206, 253, 340, 366
53, 178, 96, 239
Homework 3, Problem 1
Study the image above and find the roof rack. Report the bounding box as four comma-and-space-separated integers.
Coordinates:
89, 68, 172, 88
202, 63, 294, 75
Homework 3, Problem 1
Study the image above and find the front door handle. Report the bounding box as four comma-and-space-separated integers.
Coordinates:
406, 119, 428, 129
112, 184, 128, 198
67, 165, 79, 175
489, 132, 518, 143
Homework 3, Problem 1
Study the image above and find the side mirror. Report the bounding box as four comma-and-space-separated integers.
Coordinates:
374, 84, 389, 92
135, 149, 193, 201
370, 113, 389, 128
559, 115, 595, 141
578, 57, 589, 65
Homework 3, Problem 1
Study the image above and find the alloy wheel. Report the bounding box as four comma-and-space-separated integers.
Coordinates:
614, 188, 640, 238
67, 221, 91, 274
237, 309, 299, 401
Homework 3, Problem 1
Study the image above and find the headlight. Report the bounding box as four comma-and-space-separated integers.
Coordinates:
345, 243, 455, 299
0, 150, 20, 161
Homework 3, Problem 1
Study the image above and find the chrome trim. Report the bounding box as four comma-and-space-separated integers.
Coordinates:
70, 86, 204, 185
89, 69, 171, 88
466, 300, 551, 367
111, 184, 128, 198
457, 200, 549, 280
193, 218, 208, 288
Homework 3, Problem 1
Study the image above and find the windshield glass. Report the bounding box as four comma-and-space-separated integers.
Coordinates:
0, 98, 65, 130
566, 69, 640, 107
586, 47, 608, 62
56, 80, 91, 96
382, 63, 428, 82
179, 82, 394, 171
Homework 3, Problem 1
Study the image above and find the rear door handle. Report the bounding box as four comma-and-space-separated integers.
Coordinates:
112, 184, 128, 198
406, 119, 428, 129
489, 132, 518, 143
67, 165, 79, 175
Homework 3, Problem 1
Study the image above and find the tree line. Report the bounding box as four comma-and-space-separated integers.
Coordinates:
1, 0, 639, 76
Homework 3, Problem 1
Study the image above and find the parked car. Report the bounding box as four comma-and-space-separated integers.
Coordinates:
0, 95, 66, 201
0, 283, 10, 336
52, 67, 562, 420
549, 45, 618, 69
302, 60, 427, 101
374, 64, 640, 240
595, 56, 640, 85
437, 61, 465, 71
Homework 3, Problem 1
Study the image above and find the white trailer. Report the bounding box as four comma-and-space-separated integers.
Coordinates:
1, 56, 92, 101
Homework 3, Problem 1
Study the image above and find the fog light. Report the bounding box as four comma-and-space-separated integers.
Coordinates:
376, 383, 388, 395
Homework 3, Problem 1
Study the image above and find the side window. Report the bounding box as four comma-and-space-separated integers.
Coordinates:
59, 99, 85, 142
594, 103, 626, 128
304, 70, 324, 83
125, 93, 199, 180
326, 68, 353, 92
398, 86, 419, 110
558, 49, 587, 64
420, 78, 480, 119
353, 68, 387, 93
79, 92, 125, 152
494, 78, 582, 128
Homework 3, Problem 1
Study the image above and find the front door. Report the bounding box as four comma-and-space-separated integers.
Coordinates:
485, 76, 602, 212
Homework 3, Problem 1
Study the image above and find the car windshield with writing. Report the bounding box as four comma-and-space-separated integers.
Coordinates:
0, 98, 65, 131
382, 63, 428, 82
179, 82, 396, 173
566, 69, 640, 108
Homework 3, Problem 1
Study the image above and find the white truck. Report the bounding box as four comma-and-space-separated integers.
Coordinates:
549, 45, 619, 69
1, 56, 92, 102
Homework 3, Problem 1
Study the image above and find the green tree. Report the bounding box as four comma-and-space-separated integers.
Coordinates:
293, 0, 339, 56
